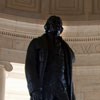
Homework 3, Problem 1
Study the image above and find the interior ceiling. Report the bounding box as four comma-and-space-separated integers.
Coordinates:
0, 0, 100, 25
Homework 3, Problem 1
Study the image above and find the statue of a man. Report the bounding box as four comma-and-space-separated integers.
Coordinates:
25, 16, 76, 100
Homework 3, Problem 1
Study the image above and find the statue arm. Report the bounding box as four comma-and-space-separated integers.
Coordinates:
25, 39, 41, 96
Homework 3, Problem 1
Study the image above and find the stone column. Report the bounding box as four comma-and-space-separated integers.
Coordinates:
0, 61, 13, 100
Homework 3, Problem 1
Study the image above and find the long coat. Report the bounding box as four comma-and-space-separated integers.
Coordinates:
25, 34, 76, 100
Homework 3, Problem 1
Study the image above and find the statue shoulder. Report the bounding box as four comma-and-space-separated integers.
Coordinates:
28, 33, 48, 50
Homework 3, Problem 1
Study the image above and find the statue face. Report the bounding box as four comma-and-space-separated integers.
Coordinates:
44, 16, 63, 36
50, 23, 63, 36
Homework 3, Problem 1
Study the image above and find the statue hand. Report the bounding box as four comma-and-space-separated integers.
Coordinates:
31, 89, 42, 100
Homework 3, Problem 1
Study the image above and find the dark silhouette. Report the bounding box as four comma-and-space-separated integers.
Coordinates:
25, 16, 76, 100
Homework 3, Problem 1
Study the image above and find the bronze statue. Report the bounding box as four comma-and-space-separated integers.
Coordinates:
25, 16, 76, 100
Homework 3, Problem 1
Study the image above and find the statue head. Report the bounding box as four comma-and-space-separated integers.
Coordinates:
44, 16, 63, 37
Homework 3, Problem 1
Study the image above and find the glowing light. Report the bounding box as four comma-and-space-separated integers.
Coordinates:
5, 62, 30, 100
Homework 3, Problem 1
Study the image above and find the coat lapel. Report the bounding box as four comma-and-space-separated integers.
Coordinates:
38, 34, 48, 84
